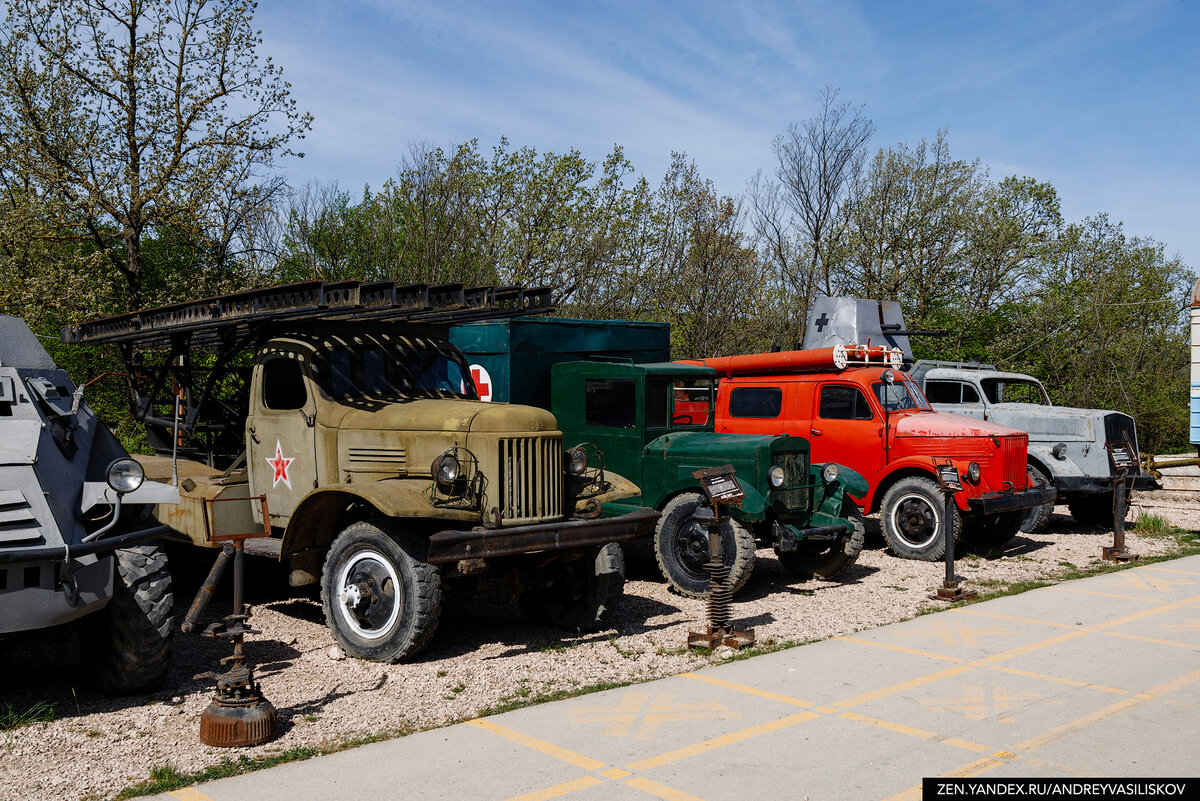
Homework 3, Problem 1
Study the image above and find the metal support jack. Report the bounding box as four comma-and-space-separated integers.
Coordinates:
182, 497, 277, 747
1103, 441, 1139, 563
687, 466, 756, 651
929, 460, 976, 603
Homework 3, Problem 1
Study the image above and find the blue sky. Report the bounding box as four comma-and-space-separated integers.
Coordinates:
260, 0, 1199, 269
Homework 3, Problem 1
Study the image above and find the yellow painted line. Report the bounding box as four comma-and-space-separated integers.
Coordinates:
880, 785, 923, 801
945, 756, 1008, 778
1146, 667, 1200, 696
988, 665, 1128, 695
978, 629, 1091, 664
817, 706, 840, 714
626, 711, 818, 771
468, 719, 606, 771
837, 663, 977, 709
954, 608, 1080, 630
169, 791, 214, 801
1136, 694, 1157, 701
679, 673, 813, 707
1056, 587, 1163, 603
835, 636, 965, 662
1139, 566, 1200, 577
1105, 631, 1200, 650
1012, 696, 1143, 753
601, 767, 631, 779
505, 776, 605, 801
1092, 595, 1200, 630
992, 750, 1019, 760
624, 777, 710, 801
838, 711, 989, 753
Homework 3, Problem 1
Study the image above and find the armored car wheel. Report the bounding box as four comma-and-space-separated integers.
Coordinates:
321, 520, 442, 663
654, 492, 756, 598
519, 543, 625, 632
778, 499, 866, 580
80, 545, 173, 695
1068, 492, 1118, 527
1021, 465, 1054, 534
880, 476, 960, 561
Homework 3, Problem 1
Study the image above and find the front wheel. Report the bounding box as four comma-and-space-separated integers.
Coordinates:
320, 520, 442, 663
654, 492, 756, 598
519, 543, 625, 632
80, 545, 174, 695
778, 499, 866, 580
880, 476, 960, 561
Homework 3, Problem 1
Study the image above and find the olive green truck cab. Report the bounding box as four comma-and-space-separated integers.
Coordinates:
62, 282, 658, 663
450, 318, 870, 597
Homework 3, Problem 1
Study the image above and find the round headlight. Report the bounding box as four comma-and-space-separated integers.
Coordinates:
566, 447, 588, 476
769, 465, 786, 487
106, 457, 145, 494
966, 462, 981, 484
432, 452, 461, 488
821, 463, 840, 483
1052, 443, 1067, 461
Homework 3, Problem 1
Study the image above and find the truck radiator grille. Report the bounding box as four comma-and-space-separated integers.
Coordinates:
1104, 413, 1139, 453
1002, 434, 1028, 490
773, 451, 810, 511
498, 437, 562, 524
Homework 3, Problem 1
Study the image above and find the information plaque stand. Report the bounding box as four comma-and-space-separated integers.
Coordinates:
1103, 441, 1139, 562
687, 465, 756, 651
929, 461, 976, 602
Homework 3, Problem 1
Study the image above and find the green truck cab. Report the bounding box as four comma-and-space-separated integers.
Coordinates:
450, 318, 869, 597
63, 283, 659, 663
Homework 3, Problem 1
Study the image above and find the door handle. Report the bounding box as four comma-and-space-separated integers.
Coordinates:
248, 424, 259, 444
810, 428, 821, 436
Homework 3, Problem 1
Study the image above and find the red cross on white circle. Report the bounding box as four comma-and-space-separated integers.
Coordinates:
470, 364, 493, 402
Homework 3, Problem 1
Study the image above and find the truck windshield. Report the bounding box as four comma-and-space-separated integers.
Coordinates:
981, 378, 1050, 405
319, 337, 476, 401
646, 377, 713, 429
873, 379, 931, 412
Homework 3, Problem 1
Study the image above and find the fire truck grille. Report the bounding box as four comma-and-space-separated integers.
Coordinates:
773, 451, 810, 511
1104, 413, 1139, 453
1002, 434, 1028, 490
497, 436, 563, 524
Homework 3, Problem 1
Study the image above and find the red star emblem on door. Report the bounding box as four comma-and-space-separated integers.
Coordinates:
266, 440, 294, 489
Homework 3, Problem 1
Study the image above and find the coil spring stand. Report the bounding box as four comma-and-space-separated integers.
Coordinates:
687, 467, 755, 651
182, 525, 278, 747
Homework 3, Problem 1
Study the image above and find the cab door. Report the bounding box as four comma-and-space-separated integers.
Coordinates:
718, 383, 788, 435
246, 355, 319, 527
809, 381, 884, 486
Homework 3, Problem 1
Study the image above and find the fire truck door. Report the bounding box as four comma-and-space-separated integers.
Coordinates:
811, 382, 884, 482
246, 356, 319, 526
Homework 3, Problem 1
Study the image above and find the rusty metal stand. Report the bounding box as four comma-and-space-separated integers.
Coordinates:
930, 462, 976, 603
1102, 464, 1139, 563
183, 521, 277, 747
687, 504, 755, 651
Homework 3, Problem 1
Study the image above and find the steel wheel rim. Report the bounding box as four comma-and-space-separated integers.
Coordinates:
889, 492, 941, 549
674, 516, 713, 577
335, 548, 401, 640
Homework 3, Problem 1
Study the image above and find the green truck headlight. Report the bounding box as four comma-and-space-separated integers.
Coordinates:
821, 463, 840, 483
106, 457, 145, 494
769, 465, 785, 487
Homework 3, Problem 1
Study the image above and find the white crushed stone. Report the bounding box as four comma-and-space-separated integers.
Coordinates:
0, 502, 1193, 801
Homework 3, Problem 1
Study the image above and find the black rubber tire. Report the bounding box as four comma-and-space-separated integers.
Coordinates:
654, 492, 756, 598
519, 543, 625, 632
778, 499, 866, 580
964, 510, 1025, 547
80, 545, 173, 695
1021, 465, 1055, 534
320, 520, 442, 663
880, 476, 960, 561
1068, 492, 1117, 526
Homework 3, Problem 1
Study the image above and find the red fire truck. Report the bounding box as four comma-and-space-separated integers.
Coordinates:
684, 344, 1055, 560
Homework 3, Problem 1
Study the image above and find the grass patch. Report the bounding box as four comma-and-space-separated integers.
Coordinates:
1135, 513, 1177, 538
115, 748, 323, 799
1, 701, 54, 731
477, 680, 629, 718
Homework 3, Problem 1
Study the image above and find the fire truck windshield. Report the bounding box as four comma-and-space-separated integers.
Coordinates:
873, 379, 931, 412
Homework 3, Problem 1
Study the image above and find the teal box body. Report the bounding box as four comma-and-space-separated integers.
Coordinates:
449, 317, 670, 409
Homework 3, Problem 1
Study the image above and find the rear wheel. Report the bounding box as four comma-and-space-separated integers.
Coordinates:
320, 520, 442, 662
520, 543, 625, 632
1021, 465, 1054, 533
654, 492, 756, 598
880, 476, 959, 561
778, 500, 866, 580
81, 545, 173, 695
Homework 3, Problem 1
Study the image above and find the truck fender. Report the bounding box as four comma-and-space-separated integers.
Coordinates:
279, 480, 478, 561
1026, 444, 1085, 481
871, 459, 944, 514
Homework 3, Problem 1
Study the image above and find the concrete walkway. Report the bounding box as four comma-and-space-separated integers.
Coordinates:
155, 556, 1200, 801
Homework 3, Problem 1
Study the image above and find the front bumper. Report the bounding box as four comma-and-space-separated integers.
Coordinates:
427, 507, 660, 565
966, 487, 1056, 515
1056, 471, 1161, 495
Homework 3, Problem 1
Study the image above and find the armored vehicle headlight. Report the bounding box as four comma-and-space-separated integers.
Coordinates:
106, 457, 145, 494
432, 452, 461, 488
769, 465, 786, 487
966, 462, 981, 484
821, 463, 840, 483
566, 447, 588, 476
1052, 443, 1067, 460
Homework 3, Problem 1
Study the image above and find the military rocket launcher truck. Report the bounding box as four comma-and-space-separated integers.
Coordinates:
62, 282, 658, 663
0, 316, 179, 693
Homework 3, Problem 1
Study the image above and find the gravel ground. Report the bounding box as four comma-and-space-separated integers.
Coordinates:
1, 501, 1195, 801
